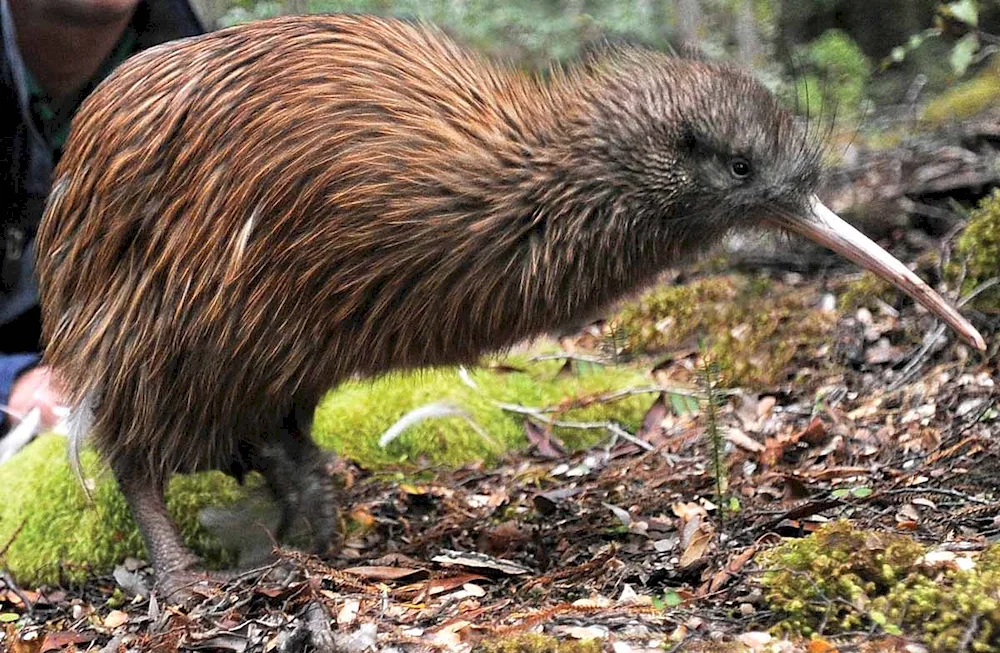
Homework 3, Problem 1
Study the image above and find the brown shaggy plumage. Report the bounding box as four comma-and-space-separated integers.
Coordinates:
38, 14, 816, 479
36, 14, 847, 594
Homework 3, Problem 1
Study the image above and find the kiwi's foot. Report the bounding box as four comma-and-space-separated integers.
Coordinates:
153, 566, 236, 605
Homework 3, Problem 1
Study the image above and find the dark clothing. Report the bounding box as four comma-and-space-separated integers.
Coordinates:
0, 0, 202, 413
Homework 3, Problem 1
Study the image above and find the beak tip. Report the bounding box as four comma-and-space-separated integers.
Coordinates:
803, 197, 988, 354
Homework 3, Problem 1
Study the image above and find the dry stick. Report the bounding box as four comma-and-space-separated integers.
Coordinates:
496, 382, 719, 451
0, 520, 31, 614
496, 401, 655, 452
891, 276, 999, 390
98, 633, 126, 653
958, 612, 982, 652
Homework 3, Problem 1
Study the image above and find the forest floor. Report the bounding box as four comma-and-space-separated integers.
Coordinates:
2, 250, 998, 652
4, 106, 1000, 652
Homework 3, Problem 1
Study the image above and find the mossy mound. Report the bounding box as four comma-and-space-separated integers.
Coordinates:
0, 357, 650, 586
612, 275, 836, 387
760, 521, 1000, 651
923, 56, 1000, 124
956, 189, 1000, 313
0, 435, 246, 587
315, 358, 652, 467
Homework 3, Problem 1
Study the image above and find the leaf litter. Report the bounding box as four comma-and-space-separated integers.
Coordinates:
2, 267, 998, 652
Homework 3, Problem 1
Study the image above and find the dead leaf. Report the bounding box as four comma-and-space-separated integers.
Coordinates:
603, 502, 633, 528
636, 393, 669, 442
725, 427, 764, 453
524, 418, 566, 459
430, 619, 471, 649
703, 545, 758, 595
40, 631, 95, 653
5, 626, 44, 653
806, 638, 838, 653
679, 520, 714, 569
102, 609, 129, 629
336, 598, 360, 626
737, 631, 772, 650
799, 417, 829, 445
431, 550, 531, 575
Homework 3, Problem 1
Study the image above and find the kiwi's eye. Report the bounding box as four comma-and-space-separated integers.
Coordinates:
730, 157, 752, 179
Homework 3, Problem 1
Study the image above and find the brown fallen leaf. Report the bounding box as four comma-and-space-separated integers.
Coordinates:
806, 638, 839, 652
702, 544, 759, 595
679, 517, 714, 569
761, 417, 827, 466
524, 418, 566, 459
725, 427, 764, 453
426, 574, 491, 596
255, 583, 306, 599
636, 393, 670, 442
5, 626, 44, 653
40, 630, 95, 653
103, 609, 129, 629
478, 520, 532, 557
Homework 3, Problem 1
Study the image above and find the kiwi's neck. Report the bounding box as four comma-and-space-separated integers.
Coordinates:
443, 79, 709, 342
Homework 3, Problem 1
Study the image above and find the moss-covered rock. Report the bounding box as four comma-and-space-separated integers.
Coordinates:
0, 357, 651, 586
956, 189, 1000, 313
760, 521, 1000, 652
612, 275, 836, 387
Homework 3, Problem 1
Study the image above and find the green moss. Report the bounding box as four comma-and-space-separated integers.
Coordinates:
795, 30, 872, 121
0, 435, 244, 585
314, 357, 651, 467
839, 272, 899, 313
613, 276, 835, 387
956, 189, 1000, 312
476, 633, 603, 653
760, 521, 1000, 651
0, 357, 650, 586
924, 57, 1000, 124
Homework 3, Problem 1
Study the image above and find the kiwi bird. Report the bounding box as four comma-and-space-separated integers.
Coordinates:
35, 14, 986, 599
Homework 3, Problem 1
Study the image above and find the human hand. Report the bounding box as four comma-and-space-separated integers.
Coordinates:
7, 365, 65, 431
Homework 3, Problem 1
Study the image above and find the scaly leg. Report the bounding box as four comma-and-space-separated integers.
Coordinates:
114, 463, 219, 602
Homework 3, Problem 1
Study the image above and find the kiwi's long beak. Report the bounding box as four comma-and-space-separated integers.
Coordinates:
772, 195, 986, 351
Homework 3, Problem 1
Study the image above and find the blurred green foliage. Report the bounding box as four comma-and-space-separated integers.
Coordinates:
795, 29, 871, 120
206, 0, 999, 128
220, 0, 679, 66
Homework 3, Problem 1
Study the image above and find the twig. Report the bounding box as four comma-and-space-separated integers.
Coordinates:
958, 612, 982, 652
878, 487, 990, 504
99, 634, 126, 653
891, 276, 999, 390
497, 402, 656, 451
0, 569, 33, 616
